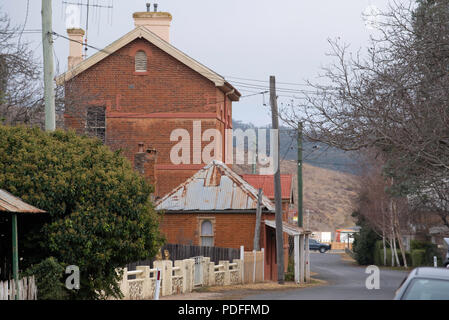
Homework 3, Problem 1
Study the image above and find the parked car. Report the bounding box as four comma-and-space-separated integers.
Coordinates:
394, 267, 449, 300
309, 239, 331, 253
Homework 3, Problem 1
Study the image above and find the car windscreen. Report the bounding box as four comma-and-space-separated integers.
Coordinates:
402, 278, 449, 300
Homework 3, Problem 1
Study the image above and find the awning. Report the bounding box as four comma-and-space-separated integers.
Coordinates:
0, 189, 46, 214
264, 220, 311, 236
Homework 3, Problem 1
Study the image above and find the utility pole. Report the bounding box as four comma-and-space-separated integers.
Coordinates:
42, 0, 56, 131
270, 75, 285, 284
253, 188, 263, 251
297, 122, 303, 228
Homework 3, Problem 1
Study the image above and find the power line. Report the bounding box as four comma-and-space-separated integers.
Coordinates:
225, 75, 312, 87
52, 31, 111, 54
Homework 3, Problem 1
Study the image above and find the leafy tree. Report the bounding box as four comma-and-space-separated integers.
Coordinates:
0, 125, 164, 299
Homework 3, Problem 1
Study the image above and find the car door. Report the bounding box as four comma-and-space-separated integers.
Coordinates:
309, 239, 319, 250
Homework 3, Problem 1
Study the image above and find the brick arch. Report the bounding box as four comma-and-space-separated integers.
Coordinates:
129, 42, 152, 75
128, 42, 152, 57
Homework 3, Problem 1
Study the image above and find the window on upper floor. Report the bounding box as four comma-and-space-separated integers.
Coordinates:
86, 106, 106, 143
135, 50, 147, 72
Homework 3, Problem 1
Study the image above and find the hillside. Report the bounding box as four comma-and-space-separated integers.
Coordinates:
233, 160, 360, 232
232, 119, 362, 175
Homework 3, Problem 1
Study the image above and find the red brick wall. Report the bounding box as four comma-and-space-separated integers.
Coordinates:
159, 212, 277, 250
64, 38, 233, 197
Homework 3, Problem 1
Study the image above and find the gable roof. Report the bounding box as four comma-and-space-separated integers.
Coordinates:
0, 189, 46, 214
241, 174, 294, 201
155, 160, 274, 212
55, 26, 240, 101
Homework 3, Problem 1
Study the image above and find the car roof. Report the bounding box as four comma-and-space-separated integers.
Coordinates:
412, 267, 449, 280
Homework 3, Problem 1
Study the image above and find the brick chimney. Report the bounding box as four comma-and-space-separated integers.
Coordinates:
133, 8, 172, 43
134, 143, 158, 192
67, 28, 85, 70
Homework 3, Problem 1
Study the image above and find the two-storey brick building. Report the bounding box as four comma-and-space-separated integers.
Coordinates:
56, 8, 240, 198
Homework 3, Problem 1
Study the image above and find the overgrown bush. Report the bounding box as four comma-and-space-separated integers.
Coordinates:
0, 125, 164, 299
411, 249, 426, 267
23, 257, 68, 300
411, 240, 442, 266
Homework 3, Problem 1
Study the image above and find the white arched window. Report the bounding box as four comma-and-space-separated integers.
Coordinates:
135, 50, 147, 72
200, 220, 214, 247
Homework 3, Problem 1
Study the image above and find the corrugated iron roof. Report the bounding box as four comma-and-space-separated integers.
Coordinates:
0, 189, 46, 213
264, 220, 310, 235
155, 160, 275, 212
241, 174, 293, 200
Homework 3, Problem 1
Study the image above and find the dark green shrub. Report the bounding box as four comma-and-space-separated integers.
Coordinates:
411, 249, 426, 267
353, 224, 380, 265
0, 125, 164, 299
23, 257, 68, 300
410, 240, 442, 266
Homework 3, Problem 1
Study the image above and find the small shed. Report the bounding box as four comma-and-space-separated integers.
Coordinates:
0, 189, 45, 299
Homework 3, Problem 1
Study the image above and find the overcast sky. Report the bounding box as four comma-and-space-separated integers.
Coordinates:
1, 0, 391, 126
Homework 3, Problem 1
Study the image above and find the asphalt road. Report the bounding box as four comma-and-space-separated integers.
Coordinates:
243, 252, 410, 300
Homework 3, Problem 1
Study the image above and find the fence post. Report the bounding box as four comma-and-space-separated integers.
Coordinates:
261, 248, 265, 282
253, 250, 256, 283
183, 259, 195, 293
208, 262, 215, 286
240, 245, 244, 284
154, 260, 172, 297
202, 257, 210, 287
136, 266, 151, 299
220, 260, 230, 286
305, 234, 311, 282
117, 268, 129, 299
174, 260, 187, 293
294, 235, 300, 283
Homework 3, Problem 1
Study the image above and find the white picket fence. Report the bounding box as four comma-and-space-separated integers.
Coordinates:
0, 276, 37, 300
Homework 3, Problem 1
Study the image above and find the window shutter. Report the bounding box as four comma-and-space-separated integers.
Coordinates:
135, 51, 147, 72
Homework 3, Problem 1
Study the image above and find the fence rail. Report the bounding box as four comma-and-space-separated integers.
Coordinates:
128, 244, 240, 271
0, 276, 37, 300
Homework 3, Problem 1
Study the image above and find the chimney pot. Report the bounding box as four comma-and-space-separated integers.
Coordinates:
146, 3, 151, 12
154, 3, 158, 12
132, 11, 172, 43
67, 28, 85, 70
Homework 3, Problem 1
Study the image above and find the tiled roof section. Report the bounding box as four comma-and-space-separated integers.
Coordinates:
0, 189, 46, 213
155, 160, 275, 212
241, 174, 293, 200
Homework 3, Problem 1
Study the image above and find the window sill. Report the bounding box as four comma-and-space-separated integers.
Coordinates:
134, 71, 149, 76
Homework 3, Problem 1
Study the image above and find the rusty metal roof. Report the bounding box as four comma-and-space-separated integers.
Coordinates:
241, 174, 294, 201
0, 189, 46, 213
155, 160, 275, 212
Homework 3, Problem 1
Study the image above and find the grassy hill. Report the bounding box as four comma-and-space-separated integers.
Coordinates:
232, 119, 362, 175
